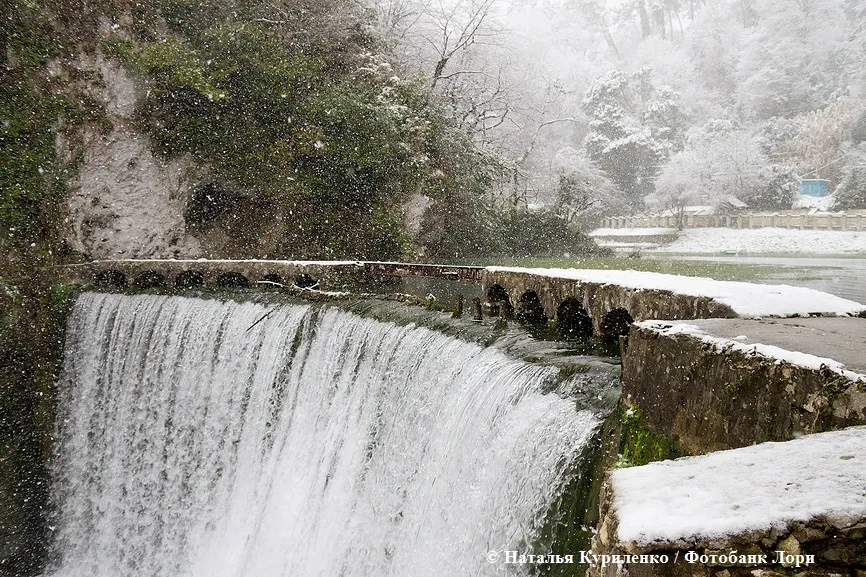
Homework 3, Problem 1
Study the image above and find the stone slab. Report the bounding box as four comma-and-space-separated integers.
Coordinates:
589, 427, 866, 576
622, 322, 866, 453
686, 317, 866, 374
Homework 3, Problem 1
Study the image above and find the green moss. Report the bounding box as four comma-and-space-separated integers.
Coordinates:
532, 411, 618, 576
0, 9, 90, 568
534, 467, 597, 576
616, 403, 687, 468
100, 37, 135, 62
0, 283, 69, 576
822, 373, 853, 400
558, 363, 592, 381
0, 2, 102, 269
119, 12, 439, 260
51, 284, 81, 321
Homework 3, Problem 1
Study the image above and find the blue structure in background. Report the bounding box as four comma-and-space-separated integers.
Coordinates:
800, 179, 830, 197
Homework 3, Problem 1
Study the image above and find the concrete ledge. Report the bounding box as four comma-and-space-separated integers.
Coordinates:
483, 267, 866, 319
589, 426, 866, 577
53, 262, 866, 341
54, 259, 485, 291
622, 321, 866, 453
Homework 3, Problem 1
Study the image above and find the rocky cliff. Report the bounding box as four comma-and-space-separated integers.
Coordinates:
62, 51, 202, 259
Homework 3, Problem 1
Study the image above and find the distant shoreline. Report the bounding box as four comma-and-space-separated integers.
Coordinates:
592, 227, 866, 255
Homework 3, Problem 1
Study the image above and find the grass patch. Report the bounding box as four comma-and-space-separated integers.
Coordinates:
616, 404, 687, 468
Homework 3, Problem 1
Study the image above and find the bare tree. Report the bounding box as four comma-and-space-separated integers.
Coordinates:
371, 0, 429, 48
419, 0, 500, 88
496, 81, 583, 208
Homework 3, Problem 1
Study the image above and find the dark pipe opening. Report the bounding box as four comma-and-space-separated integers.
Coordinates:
557, 298, 593, 337
175, 270, 205, 289
486, 284, 509, 302
94, 270, 127, 289
216, 272, 250, 289
600, 308, 634, 342
516, 291, 547, 326
485, 284, 513, 317
133, 270, 166, 289
294, 274, 318, 289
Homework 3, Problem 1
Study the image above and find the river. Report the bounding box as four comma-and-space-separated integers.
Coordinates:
651, 255, 866, 305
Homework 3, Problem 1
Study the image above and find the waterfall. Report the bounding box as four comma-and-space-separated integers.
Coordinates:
47, 292, 603, 577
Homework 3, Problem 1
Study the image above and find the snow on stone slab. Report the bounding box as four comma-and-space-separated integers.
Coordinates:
638, 320, 866, 383
589, 227, 678, 237
611, 426, 866, 548
485, 266, 866, 318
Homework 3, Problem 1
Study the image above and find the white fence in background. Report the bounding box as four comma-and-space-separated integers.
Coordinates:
601, 210, 866, 231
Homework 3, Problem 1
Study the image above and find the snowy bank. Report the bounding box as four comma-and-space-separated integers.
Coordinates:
596, 242, 661, 249
485, 266, 866, 317
638, 320, 866, 383
590, 228, 678, 237
651, 227, 866, 254
611, 425, 866, 547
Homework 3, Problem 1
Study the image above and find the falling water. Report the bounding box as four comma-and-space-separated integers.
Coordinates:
47, 292, 604, 577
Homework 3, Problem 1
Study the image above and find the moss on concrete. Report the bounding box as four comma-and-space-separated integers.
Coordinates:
616, 403, 688, 468
533, 411, 619, 576
0, 282, 75, 576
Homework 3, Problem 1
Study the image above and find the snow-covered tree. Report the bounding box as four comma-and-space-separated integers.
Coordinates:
735, 0, 852, 120
852, 109, 866, 146
781, 99, 862, 184
643, 85, 687, 158
582, 68, 685, 208
654, 119, 771, 216
747, 167, 797, 211
652, 148, 705, 228
834, 150, 866, 210
553, 149, 624, 229
686, 2, 743, 104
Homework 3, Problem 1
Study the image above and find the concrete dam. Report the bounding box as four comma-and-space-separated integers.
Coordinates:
44, 259, 866, 576
45, 290, 620, 576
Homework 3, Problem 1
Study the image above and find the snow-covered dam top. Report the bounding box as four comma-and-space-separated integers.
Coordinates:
485, 266, 866, 317
57, 259, 866, 320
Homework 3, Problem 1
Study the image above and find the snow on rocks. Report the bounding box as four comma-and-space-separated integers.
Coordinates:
638, 320, 866, 384
485, 266, 866, 318
610, 425, 866, 548
651, 227, 866, 254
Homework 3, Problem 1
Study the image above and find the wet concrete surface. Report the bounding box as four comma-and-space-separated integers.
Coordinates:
687, 316, 866, 374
